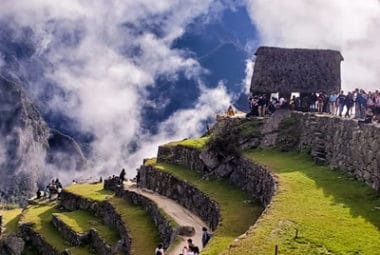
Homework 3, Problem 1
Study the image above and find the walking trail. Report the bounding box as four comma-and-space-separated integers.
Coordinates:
123, 180, 207, 255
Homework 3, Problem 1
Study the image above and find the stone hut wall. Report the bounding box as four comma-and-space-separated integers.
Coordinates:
250, 46, 343, 94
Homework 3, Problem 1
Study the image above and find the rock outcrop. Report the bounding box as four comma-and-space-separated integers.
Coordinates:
155, 145, 277, 207
0, 76, 86, 205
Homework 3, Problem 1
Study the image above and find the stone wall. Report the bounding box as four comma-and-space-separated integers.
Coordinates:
157, 145, 205, 174
138, 165, 220, 231
228, 158, 277, 207
59, 190, 130, 254
20, 223, 61, 255
0, 234, 25, 255
89, 229, 116, 255
271, 112, 380, 191
51, 214, 89, 246
154, 142, 277, 207
104, 179, 178, 249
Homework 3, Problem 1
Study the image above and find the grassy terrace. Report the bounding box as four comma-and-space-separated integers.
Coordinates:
108, 197, 160, 255
147, 159, 264, 255
65, 183, 160, 255
53, 210, 120, 245
64, 182, 113, 201
225, 150, 380, 255
20, 202, 92, 254
163, 137, 210, 150
0, 208, 22, 234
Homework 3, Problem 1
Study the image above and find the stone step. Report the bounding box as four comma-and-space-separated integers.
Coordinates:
311, 151, 326, 158
314, 157, 327, 165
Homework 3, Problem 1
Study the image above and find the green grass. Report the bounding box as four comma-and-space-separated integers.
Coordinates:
225, 150, 380, 255
65, 183, 162, 255
53, 210, 120, 245
0, 208, 22, 234
147, 159, 264, 255
164, 137, 209, 150
108, 197, 160, 255
20, 202, 92, 255
64, 183, 113, 201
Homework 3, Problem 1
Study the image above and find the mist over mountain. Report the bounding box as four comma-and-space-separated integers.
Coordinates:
0, 1, 256, 203
0, 76, 86, 205
1, 0, 380, 204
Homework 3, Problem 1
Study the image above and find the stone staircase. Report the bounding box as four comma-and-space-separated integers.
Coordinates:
308, 115, 327, 165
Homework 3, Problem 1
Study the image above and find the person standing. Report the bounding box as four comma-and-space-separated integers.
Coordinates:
202, 227, 212, 248
154, 243, 164, 255
345, 92, 354, 118
119, 169, 126, 183
329, 93, 338, 115
317, 93, 324, 113
337, 91, 346, 117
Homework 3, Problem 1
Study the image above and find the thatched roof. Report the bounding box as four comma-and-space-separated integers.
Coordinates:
250, 46, 344, 94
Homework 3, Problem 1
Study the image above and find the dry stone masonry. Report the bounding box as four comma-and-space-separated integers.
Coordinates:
138, 165, 221, 231
251, 46, 343, 94
104, 178, 179, 249
259, 111, 380, 191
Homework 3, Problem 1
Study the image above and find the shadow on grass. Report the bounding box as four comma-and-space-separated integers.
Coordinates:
247, 149, 380, 231
4, 214, 20, 234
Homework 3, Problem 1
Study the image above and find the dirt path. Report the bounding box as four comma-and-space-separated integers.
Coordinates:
123, 181, 207, 255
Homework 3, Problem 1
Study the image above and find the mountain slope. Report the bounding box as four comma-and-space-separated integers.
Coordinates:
0, 76, 85, 205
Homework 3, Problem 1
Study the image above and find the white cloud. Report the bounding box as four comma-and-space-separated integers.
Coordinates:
122, 83, 231, 178
243, 59, 254, 94
245, 0, 380, 92
0, 0, 234, 180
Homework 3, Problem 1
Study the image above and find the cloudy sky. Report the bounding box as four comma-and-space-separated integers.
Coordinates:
0, 0, 379, 179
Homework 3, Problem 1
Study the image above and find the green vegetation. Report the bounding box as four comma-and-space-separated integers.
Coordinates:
147, 159, 264, 255
53, 210, 120, 244
108, 197, 160, 255
0, 208, 22, 234
164, 136, 209, 150
64, 183, 161, 255
64, 183, 113, 201
20, 202, 92, 254
225, 150, 380, 255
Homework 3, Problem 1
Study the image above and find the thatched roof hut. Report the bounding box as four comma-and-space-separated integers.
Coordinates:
250, 46, 344, 95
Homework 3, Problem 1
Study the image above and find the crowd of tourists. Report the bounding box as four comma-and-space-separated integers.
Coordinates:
248, 89, 380, 124
36, 178, 63, 199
